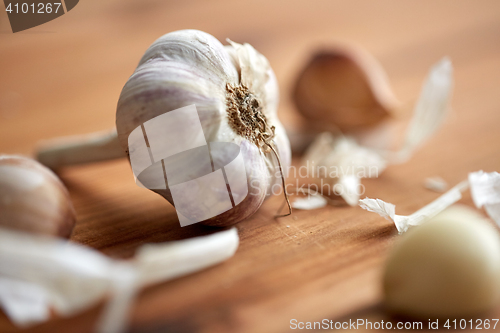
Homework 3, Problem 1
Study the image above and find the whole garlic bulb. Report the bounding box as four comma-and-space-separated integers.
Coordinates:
0, 155, 76, 237
384, 205, 500, 318
116, 30, 291, 226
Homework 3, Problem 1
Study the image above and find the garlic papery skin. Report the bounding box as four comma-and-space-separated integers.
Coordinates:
0, 156, 76, 238
384, 205, 500, 319
0, 226, 238, 330
116, 30, 291, 226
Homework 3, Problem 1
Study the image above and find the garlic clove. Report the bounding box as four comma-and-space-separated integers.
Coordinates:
36, 129, 125, 170
0, 155, 76, 238
293, 43, 399, 133
383, 205, 500, 319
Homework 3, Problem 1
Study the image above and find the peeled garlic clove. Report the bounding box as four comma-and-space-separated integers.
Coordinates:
116, 30, 291, 226
0, 155, 76, 237
384, 205, 500, 319
293, 43, 399, 133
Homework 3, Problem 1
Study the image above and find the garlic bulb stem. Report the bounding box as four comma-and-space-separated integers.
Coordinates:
36, 129, 125, 169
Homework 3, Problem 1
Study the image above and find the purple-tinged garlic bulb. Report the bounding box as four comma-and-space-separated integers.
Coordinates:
0, 155, 76, 237
35, 30, 291, 227
115, 30, 290, 226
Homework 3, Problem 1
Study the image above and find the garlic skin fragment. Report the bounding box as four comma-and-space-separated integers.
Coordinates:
384, 205, 500, 319
116, 30, 291, 226
302, 132, 386, 206
292, 193, 327, 210
135, 227, 239, 286
469, 171, 500, 226
424, 176, 448, 193
0, 155, 76, 238
393, 58, 453, 163
0, 227, 239, 331
359, 180, 468, 233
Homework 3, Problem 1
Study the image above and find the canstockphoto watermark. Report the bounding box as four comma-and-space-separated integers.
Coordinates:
128, 104, 249, 227
4, 0, 79, 33
290, 318, 500, 330
290, 319, 423, 330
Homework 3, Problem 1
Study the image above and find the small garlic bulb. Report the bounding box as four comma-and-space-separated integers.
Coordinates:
384, 205, 500, 318
116, 30, 291, 226
0, 155, 76, 237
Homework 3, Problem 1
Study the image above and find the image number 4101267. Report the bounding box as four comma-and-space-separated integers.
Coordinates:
6, 2, 62, 14
3, 0, 79, 33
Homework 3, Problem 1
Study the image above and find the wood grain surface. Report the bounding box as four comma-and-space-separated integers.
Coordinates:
1, 1, 500, 332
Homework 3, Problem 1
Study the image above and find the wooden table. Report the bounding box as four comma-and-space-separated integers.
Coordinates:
1, 1, 500, 332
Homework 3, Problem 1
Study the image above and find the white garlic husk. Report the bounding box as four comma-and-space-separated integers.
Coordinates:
0, 155, 76, 237
116, 30, 291, 226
